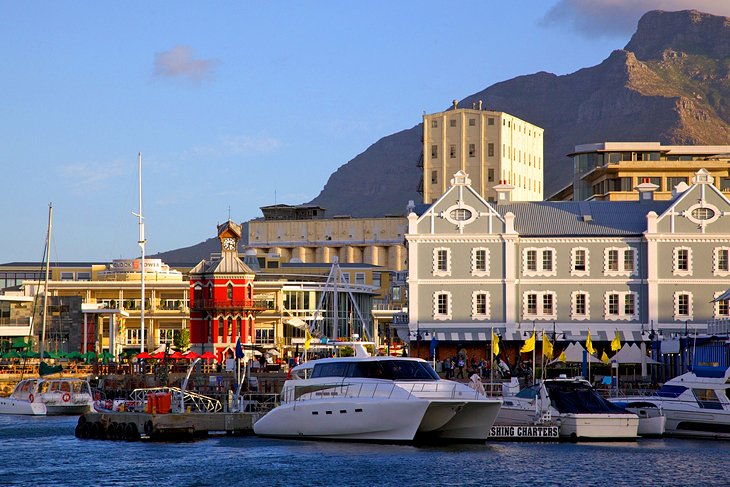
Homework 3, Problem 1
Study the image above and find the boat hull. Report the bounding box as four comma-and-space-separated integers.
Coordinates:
559, 413, 638, 440
254, 397, 430, 441
419, 400, 501, 440
0, 397, 47, 415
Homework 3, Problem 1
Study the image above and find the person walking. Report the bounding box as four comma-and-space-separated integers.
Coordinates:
456, 356, 465, 379
443, 357, 452, 379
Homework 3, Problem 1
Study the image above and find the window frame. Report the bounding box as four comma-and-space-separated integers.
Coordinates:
673, 246, 693, 276
604, 247, 637, 277
434, 291, 452, 320
674, 291, 693, 321
471, 247, 490, 277
570, 291, 590, 321
522, 290, 557, 321
523, 247, 557, 277
571, 247, 590, 276
713, 247, 730, 276
433, 247, 451, 277
604, 291, 639, 321
471, 291, 490, 320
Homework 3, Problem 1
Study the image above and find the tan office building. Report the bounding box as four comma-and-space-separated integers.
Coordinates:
421, 100, 544, 203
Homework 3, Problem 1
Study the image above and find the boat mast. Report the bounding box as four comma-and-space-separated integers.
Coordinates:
134, 152, 147, 353
39, 203, 53, 362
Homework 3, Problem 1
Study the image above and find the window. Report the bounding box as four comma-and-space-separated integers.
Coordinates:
469, 143, 475, 158
372, 272, 381, 288
604, 247, 636, 276
523, 291, 557, 320
605, 291, 638, 320
488, 168, 494, 182
431, 170, 437, 184
126, 329, 141, 346
158, 329, 179, 345
218, 318, 224, 341
523, 248, 556, 276
76, 272, 91, 281
715, 292, 729, 318
431, 120, 438, 128
715, 248, 730, 275
227, 283, 233, 300
450, 119, 456, 128
431, 145, 438, 159
673, 247, 692, 276
692, 207, 715, 220
472, 248, 489, 276
434, 291, 451, 320
60, 272, 74, 281
488, 118, 494, 125
571, 248, 589, 276
449, 144, 456, 158
472, 291, 490, 320
355, 273, 365, 285
433, 247, 450, 276
571, 291, 589, 320
667, 177, 688, 190
469, 118, 475, 126
341, 273, 350, 283
675, 292, 692, 320
488, 143, 494, 157
255, 328, 275, 344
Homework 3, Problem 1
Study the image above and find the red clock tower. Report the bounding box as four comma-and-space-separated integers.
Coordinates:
189, 220, 257, 361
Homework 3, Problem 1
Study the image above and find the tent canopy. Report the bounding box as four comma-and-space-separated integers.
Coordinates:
610, 343, 660, 364
549, 342, 602, 365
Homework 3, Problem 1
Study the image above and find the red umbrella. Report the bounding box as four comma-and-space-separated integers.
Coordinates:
199, 351, 217, 361
152, 351, 166, 359
169, 351, 185, 359
183, 351, 200, 359
136, 352, 152, 359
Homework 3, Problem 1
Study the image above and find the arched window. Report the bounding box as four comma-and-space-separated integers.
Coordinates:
237, 317, 243, 339
227, 317, 233, 341
227, 283, 233, 301
217, 318, 224, 342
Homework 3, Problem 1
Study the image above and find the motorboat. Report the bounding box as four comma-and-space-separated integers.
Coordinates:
0, 378, 93, 416
253, 351, 501, 442
608, 400, 665, 436
614, 367, 730, 439
495, 376, 639, 440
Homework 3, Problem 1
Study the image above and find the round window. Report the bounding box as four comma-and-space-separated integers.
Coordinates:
691, 207, 715, 220
450, 208, 472, 221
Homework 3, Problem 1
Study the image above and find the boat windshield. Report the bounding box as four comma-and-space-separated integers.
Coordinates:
515, 384, 541, 399
311, 360, 440, 381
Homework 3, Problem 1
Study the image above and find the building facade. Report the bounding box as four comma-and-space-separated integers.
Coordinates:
554, 142, 730, 201
421, 100, 544, 204
403, 170, 730, 358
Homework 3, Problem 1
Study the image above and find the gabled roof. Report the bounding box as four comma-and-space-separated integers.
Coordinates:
190, 252, 254, 276
495, 200, 672, 236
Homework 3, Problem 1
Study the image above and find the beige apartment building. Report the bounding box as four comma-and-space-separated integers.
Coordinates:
552, 142, 730, 201
421, 100, 544, 203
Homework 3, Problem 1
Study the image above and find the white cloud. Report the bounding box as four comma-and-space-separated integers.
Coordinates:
185, 135, 282, 158
60, 158, 129, 191
541, 0, 730, 38
153, 45, 218, 84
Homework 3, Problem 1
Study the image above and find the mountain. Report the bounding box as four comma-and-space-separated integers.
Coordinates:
308, 9, 730, 214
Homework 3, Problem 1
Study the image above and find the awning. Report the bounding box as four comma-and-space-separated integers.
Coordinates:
422, 328, 648, 342
712, 288, 730, 303
285, 317, 309, 330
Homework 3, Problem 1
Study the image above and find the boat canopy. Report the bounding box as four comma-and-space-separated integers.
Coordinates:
311, 359, 440, 381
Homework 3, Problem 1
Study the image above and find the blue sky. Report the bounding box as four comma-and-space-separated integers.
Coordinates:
2, 0, 728, 263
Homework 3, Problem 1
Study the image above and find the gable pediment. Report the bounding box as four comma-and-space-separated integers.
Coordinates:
656, 170, 730, 234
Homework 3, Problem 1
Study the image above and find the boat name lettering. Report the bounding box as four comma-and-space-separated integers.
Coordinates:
490, 425, 559, 438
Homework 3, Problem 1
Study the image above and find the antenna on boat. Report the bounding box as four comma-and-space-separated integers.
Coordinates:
39, 203, 53, 362
131, 152, 147, 353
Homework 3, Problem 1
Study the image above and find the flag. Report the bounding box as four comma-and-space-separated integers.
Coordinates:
585, 329, 596, 355
558, 350, 566, 362
520, 331, 535, 353
601, 350, 609, 364
429, 336, 439, 359
542, 332, 553, 359
611, 330, 621, 352
492, 331, 500, 357
235, 337, 244, 359
304, 328, 313, 350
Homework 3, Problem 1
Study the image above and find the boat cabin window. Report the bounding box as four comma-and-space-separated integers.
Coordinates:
311, 360, 439, 381
38, 382, 51, 393
692, 389, 723, 410
656, 384, 687, 398
516, 384, 541, 399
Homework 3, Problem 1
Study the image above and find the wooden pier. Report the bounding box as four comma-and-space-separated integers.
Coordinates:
75, 410, 259, 441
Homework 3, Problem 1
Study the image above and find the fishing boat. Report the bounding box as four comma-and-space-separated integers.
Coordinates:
495, 376, 639, 440
253, 344, 502, 442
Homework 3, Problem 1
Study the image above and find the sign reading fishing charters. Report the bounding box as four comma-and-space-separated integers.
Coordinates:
490, 425, 559, 439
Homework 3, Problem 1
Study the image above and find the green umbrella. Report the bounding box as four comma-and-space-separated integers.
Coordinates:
56, 351, 68, 358
44, 351, 60, 359
83, 351, 97, 362
23, 350, 40, 359
66, 351, 83, 359
100, 351, 115, 363
3, 350, 21, 359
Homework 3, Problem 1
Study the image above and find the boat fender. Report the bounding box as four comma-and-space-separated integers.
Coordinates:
28, 393, 34, 403
144, 420, 154, 437
62, 393, 71, 403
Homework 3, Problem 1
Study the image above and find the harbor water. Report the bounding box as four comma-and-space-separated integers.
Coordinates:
1, 415, 728, 486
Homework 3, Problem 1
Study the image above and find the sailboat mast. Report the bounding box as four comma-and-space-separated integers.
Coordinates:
39, 203, 53, 362
137, 152, 147, 353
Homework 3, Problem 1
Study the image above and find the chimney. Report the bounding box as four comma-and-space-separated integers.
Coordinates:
493, 179, 515, 204
478, 100, 483, 110
452, 99, 458, 109
635, 178, 659, 202
406, 200, 416, 214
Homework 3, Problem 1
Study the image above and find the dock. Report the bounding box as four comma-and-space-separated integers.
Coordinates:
75, 411, 259, 441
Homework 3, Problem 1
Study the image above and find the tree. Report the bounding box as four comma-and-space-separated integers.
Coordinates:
174, 329, 190, 351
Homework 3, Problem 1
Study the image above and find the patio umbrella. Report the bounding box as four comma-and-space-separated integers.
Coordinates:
3, 350, 21, 359
44, 351, 60, 359
169, 351, 185, 359
152, 351, 166, 360
100, 351, 115, 363
183, 351, 200, 360
199, 351, 217, 361
23, 350, 40, 358
135, 352, 152, 360
267, 349, 280, 356
66, 351, 83, 359
83, 351, 97, 362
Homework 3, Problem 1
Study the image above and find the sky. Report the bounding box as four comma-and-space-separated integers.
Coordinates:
2, 0, 729, 263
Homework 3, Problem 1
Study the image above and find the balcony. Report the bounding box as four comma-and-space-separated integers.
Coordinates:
191, 299, 264, 312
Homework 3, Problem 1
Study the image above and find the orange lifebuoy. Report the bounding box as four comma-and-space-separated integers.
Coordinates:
62, 393, 71, 403
28, 393, 34, 403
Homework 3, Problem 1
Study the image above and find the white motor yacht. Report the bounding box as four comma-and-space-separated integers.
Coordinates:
614, 367, 730, 439
496, 376, 639, 440
0, 378, 93, 416
253, 353, 501, 442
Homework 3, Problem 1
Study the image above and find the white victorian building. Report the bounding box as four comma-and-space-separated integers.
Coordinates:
400, 170, 730, 355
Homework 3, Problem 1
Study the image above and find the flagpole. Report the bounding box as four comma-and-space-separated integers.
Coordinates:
490, 325, 494, 397
532, 324, 536, 385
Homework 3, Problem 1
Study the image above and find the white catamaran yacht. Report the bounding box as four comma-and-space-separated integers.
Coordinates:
495, 376, 639, 440
613, 367, 730, 439
253, 352, 502, 442
0, 378, 94, 416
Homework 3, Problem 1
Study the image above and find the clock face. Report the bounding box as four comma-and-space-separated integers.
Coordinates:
223, 238, 236, 251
